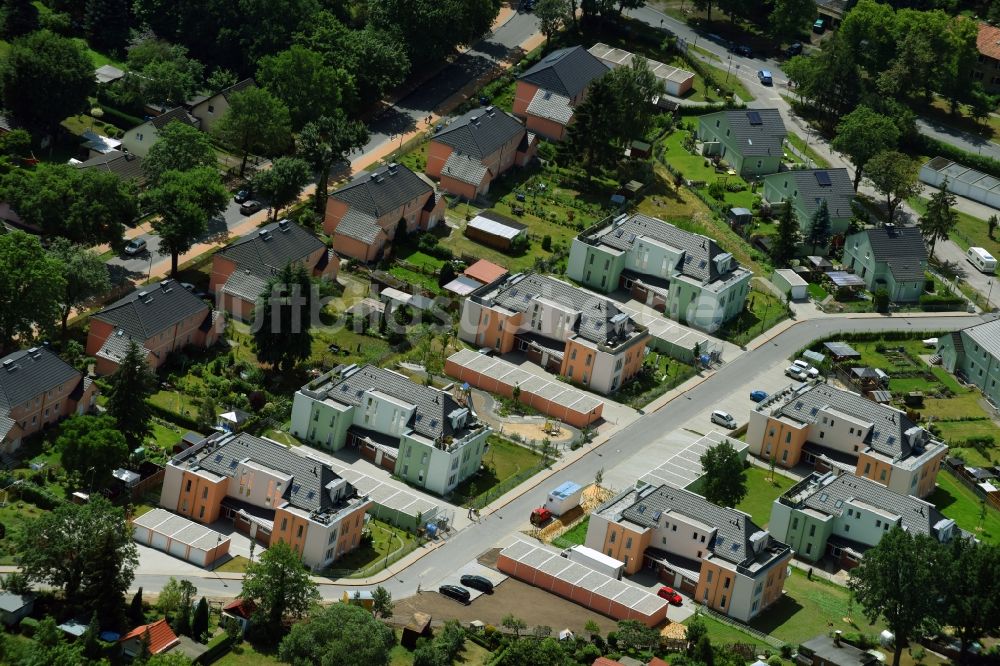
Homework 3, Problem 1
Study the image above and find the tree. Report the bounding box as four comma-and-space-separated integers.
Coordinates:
252, 263, 314, 372
831, 106, 901, 190
14, 496, 138, 626
0, 231, 64, 353
438, 262, 456, 288
501, 613, 526, 638
989, 214, 998, 240
241, 541, 319, 632
1, 571, 31, 595
81, 612, 102, 660
0, 128, 30, 158
772, 200, 801, 265
84, 0, 131, 54
615, 619, 659, 653
251, 157, 311, 220
564, 75, 619, 168
686, 613, 708, 654
699, 440, 747, 507
1, 0, 38, 39
171, 579, 197, 637
130, 588, 145, 626
192, 597, 209, 640
105, 340, 156, 449
864, 151, 920, 223
55, 415, 129, 487
938, 540, 1000, 660
197, 396, 217, 432
47, 239, 111, 341
143, 122, 219, 186
369, 0, 502, 68
278, 602, 394, 665
258, 46, 353, 130
0, 31, 94, 132
214, 87, 292, 177
297, 111, 369, 214
536, 0, 572, 42
156, 577, 190, 617
126, 36, 204, 108
371, 585, 394, 619
872, 287, 890, 313
146, 167, 229, 276
806, 199, 832, 255
497, 636, 570, 666
919, 182, 957, 260
767, 0, 813, 42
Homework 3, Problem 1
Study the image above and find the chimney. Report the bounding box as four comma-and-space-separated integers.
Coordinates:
834, 631, 842, 647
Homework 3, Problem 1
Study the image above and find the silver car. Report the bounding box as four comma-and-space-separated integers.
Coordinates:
711, 410, 737, 429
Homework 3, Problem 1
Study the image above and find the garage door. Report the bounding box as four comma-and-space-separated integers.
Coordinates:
151, 532, 169, 550
189, 549, 207, 567
168, 539, 187, 559
133, 526, 150, 544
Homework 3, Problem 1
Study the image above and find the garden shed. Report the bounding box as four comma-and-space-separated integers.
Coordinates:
772, 269, 808, 301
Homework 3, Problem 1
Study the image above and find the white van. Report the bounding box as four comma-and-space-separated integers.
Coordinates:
967, 247, 997, 274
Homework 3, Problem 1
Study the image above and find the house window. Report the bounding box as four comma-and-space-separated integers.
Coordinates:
610, 532, 616, 543
297, 525, 304, 538
805, 543, 812, 555
880, 469, 887, 481
792, 517, 799, 530
707, 570, 713, 583
724, 578, 730, 589
199, 506, 205, 519
625, 537, 632, 549
186, 480, 192, 492
864, 462, 871, 475
281, 518, 288, 531
875, 520, 881, 528
809, 524, 816, 537
720, 595, 727, 607
781, 450, 788, 462
571, 348, 577, 360
202, 487, 208, 500
785, 432, 791, 443
844, 524, 850, 533
693, 532, 698, 540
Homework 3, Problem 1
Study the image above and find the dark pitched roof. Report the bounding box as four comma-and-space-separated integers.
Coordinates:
702, 108, 786, 157
149, 107, 200, 131
800, 634, 877, 666
0, 348, 81, 413
799, 473, 943, 535
74, 149, 144, 182
766, 168, 855, 219
220, 78, 255, 101
434, 107, 526, 160
330, 163, 432, 219
518, 46, 610, 98
961, 318, 1000, 360
216, 220, 327, 280
93, 279, 211, 341
853, 226, 927, 282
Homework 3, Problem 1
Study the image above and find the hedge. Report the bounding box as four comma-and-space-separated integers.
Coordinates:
195, 634, 234, 664
918, 293, 966, 311
910, 134, 1000, 180
147, 402, 202, 432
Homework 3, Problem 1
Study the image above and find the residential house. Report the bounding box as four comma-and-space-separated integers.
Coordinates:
842, 225, 928, 303
584, 483, 792, 622
771, 470, 962, 569
210, 219, 338, 320
221, 599, 255, 636
695, 109, 787, 177
290, 364, 491, 496
567, 213, 753, 332
975, 23, 1000, 94
120, 107, 201, 158
427, 106, 537, 199
187, 78, 256, 133
0, 347, 98, 454
0, 592, 34, 627
747, 383, 948, 498
937, 318, 1000, 407
120, 619, 180, 658
73, 149, 145, 185
86, 279, 225, 375
798, 633, 879, 666
444, 258, 509, 296
324, 163, 445, 262
762, 168, 856, 248
159, 431, 372, 570
459, 272, 650, 395
513, 45, 610, 141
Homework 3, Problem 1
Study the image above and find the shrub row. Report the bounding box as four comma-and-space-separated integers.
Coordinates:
911, 134, 1000, 180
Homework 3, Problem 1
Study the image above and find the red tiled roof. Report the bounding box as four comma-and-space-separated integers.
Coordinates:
120, 618, 179, 655
223, 598, 256, 619
978, 22, 1000, 61
464, 259, 508, 285
592, 659, 626, 666
649, 658, 671, 666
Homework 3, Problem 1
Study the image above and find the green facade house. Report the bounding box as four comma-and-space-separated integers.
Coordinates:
842, 226, 927, 303
937, 319, 1000, 407
695, 108, 786, 178
762, 168, 856, 247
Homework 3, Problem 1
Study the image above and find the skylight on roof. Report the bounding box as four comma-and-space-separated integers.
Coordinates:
430, 419, 438, 429
819, 493, 828, 502
214, 454, 223, 463
835, 499, 844, 508
747, 111, 762, 125
815, 171, 832, 187
887, 436, 895, 446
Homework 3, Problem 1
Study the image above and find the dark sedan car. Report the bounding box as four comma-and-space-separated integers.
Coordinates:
234, 188, 253, 203
731, 44, 753, 57
439, 585, 471, 604
239, 200, 263, 215
460, 575, 494, 593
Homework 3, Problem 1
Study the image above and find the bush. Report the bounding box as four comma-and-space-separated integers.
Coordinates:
911, 134, 1000, 180
20, 617, 39, 636
541, 235, 552, 251
707, 180, 726, 200
768, 656, 783, 666
919, 293, 965, 311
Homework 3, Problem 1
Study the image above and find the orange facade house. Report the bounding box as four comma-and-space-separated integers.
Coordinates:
0, 347, 98, 454
746, 383, 947, 499
324, 163, 445, 262
210, 219, 338, 321
585, 484, 791, 622
513, 45, 609, 141
458, 273, 649, 395
160, 431, 372, 571
86, 279, 224, 376
426, 106, 537, 199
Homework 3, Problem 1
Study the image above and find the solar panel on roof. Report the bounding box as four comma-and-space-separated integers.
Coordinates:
815, 171, 832, 186
747, 111, 762, 125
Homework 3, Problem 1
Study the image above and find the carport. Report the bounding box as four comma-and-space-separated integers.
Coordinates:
639, 431, 748, 492
132, 508, 230, 568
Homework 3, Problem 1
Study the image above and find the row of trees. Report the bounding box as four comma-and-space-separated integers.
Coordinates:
691, 0, 821, 42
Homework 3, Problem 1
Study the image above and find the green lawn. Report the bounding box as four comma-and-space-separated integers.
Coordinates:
325, 519, 419, 577
214, 555, 251, 573
687, 613, 772, 653
614, 353, 699, 409
0, 500, 51, 564
216, 641, 283, 666
149, 390, 202, 420
716, 286, 788, 345
909, 195, 1000, 260
453, 436, 545, 508
659, 131, 757, 210
929, 471, 1000, 544
736, 467, 795, 528
806, 282, 829, 301
262, 428, 303, 447
150, 421, 185, 450
552, 516, 590, 549
694, 57, 755, 103
389, 264, 442, 295
783, 132, 831, 169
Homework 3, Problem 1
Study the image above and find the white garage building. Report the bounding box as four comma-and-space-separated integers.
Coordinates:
132, 509, 231, 568
920, 157, 1000, 210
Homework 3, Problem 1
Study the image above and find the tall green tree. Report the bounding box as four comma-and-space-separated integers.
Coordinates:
784, 35, 862, 118
806, 199, 832, 255
0, 0, 38, 39
564, 75, 619, 168
191, 597, 209, 640
14, 496, 138, 626
278, 602, 394, 665
126, 36, 204, 108
251, 157, 311, 220
213, 87, 292, 177
297, 111, 369, 214
47, 238, 111, 341
849, 528, 939, 666
257, 46, 354, 130
831, 106, 901, 190
105, 340, 156, 449
129, 588, 145, 626
0, 30, 94, 132
252, 263, 314, 372
536, 0, 572, 42
772, 199, 801, 265
497, 636, 570, 666
767, 0, 813, 42
146, 167, 229, 276
241, 541, 318, 633
699, 440, 747, 508
939, 539, 1000, 661
84, 0, 131, 54
0, 231, 64, 353
371, 585, 394, 619
369, 0, 501, 68
864, 150, 920, 223
143, 121, 219, 186
55, 414, 129, 487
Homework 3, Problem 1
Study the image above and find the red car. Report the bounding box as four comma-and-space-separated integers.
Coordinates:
657, 586, 683, 606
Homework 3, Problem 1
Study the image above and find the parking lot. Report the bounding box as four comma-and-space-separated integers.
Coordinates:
436, 560, 510, 602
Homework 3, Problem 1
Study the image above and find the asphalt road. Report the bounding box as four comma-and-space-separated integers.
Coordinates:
133, 312, 984, 599
916, 117, 1000, 162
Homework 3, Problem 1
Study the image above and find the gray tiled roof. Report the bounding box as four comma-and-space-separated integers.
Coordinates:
95, 332, 146, 364
442, 152, 490, 186
221, 271, 268, 302
196, 432, 344, 513
853, 226, 927, 282
330, 163, 432, 220
93, 279, 211, 341
518, 46, 610, 98
960, 318, 1000, 360
150, 107, 200, 131
0, 348, 82, 413
766, 168, 855, 219
435, 107, 525, 160
220, 78, 255, 101
322, 365, 464, 441
216, 220, 326, 281
526, 88, 574, 124
0, 415, 14, 441
335, 208, 382, 244
74, 149, 144, 182
799, 473, 943, 536
702, 108, 786, 157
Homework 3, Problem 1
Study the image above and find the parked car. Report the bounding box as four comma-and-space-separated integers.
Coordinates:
460, 575, 494, 593
657, 586, 683, 606
710, 410, 737, 429
239, 200, 263, 215
757, 70, 773, 85
786, 41, 803, 56
792, 359, 820, 378
813, 18, 826, 33
731, 44, 753, 57
233, 188, 252, 203
785, 366, 808, 381
123, 238, 147, 256
530, 507, 552, 526
750, 390, 769, 403
438, 585, 471, 604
